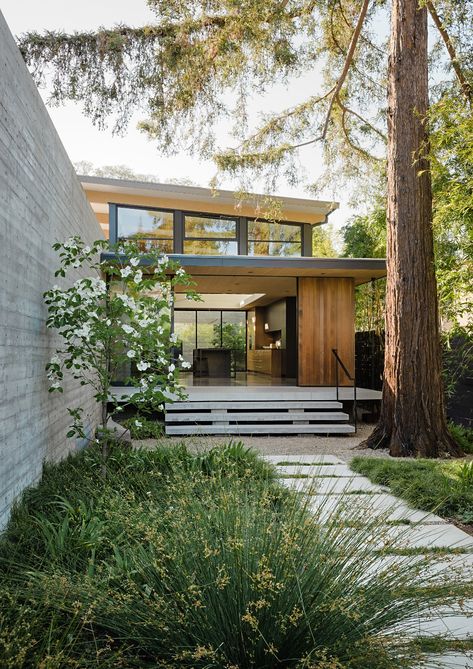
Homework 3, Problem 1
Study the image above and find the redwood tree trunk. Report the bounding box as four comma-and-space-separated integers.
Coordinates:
363, 0, 460, 457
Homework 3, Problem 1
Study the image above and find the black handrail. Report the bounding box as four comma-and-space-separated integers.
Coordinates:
332, 348, 357, 431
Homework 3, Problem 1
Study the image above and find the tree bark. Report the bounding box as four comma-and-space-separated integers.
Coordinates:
362, 0, 461, 457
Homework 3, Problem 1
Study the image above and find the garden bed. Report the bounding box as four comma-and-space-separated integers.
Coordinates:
0, 443, 470, 668
351, 457, 473, 534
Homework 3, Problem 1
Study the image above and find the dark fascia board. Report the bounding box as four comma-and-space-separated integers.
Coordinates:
101, 252, 386, 273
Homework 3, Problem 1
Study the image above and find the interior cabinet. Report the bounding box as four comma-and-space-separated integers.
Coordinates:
247, 350, 282, 377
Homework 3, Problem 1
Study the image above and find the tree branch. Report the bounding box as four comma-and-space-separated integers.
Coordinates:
319, 0, 371, 140
426, 0, 472, 104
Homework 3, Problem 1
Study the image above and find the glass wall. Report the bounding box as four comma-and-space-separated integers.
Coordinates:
174, 310, 246, 371
184, 214, 238, 255
174, 311, 196, 366
247, 220, 302, 256
117, 206, 173, 252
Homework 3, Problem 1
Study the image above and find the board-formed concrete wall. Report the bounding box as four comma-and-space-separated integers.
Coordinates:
0, 12, 104, 530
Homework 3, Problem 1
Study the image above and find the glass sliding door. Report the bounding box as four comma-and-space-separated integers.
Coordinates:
174, 311, 196, 366
174, 309, 247, 375
197, 311, 221, 348
222, 312, 246, 371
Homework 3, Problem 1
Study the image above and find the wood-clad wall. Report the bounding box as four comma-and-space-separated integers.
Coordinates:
297, 278, 355, 386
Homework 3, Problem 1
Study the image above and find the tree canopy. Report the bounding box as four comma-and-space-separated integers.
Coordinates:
18, 0, 472, 191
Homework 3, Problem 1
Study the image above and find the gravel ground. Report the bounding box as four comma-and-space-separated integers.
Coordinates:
134, 424, 401, 463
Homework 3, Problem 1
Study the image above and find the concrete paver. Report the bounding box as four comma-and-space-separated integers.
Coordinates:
265, 454, 473, 668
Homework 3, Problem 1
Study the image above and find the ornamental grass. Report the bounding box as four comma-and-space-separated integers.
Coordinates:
0, 443, 466, 668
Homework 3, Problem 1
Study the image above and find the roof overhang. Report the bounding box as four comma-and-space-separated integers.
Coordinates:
101, 252, 386, 286
80, 175, 338, 225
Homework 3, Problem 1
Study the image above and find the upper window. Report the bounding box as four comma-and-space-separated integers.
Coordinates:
247, 220, 302, 257
184, 214, 238, 255
117, 206, 173, 253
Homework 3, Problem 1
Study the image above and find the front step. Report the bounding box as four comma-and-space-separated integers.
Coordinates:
165, 398, 354, 436
166, 423, 356, 435
165, 400, 343, 411
165, 411, 350, 423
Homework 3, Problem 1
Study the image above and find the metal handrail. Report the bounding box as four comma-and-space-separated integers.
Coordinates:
332, 348, 357, 431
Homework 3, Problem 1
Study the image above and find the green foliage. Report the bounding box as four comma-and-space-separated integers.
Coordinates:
312, 224, 338, 257
0, 444, 465, 668
341, 205, 386, 259
45, 237, 197, 441
350, 457, 473, 524
449, 422, 473, 455
429, 94, 473, 335
122, 415, 165, 439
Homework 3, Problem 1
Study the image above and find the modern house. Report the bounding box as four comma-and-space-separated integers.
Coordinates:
81, 176, 386, 436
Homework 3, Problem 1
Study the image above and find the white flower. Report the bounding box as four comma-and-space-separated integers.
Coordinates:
136, 361, 150, 371
127, 350, 136, 358
122, 324, 135, 334
75, 324, 91, 338
181, 361, 192, 369
120, 266, 132, 278
50, 355, 60, 365
117, 294, 136, 309
170, 332, 178, 343
135, 420, 143, 428
63, 238, 77, 250
176, 267, 186, 276
72, 260, 81, 268
129, 257, 140, 267
83, 245, 91, 254
51, 381, 62, 389
106, 319, 112, 326
168, 363, 176, 373
134, 270, 143, 284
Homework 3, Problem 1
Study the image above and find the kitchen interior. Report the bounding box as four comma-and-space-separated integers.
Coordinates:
173, 276, 299, 385
246, 298, 297, 381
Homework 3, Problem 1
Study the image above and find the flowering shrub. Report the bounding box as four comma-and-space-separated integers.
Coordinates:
44, 236, 196, 448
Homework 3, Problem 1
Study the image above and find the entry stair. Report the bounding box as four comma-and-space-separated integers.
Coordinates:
165, 399, 355, 436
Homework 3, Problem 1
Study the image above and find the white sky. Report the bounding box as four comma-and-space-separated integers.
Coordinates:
1, 0, 360, 232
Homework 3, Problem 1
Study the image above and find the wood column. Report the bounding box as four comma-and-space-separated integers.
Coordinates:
297, 277, 355, 386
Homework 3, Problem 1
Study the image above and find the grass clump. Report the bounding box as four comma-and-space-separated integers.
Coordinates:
0, 443, 467, 668
449, 421, 473, 454
351, 456, 473, 525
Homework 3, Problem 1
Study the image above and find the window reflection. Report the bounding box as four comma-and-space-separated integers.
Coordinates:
248, 220, 302, 256
184, 214, 238, 255
117, 206, 173, 252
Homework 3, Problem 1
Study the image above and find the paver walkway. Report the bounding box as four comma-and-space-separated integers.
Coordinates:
264, 454, 473, 669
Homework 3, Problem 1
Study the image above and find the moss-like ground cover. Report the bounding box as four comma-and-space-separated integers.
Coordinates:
351, 457, 473, 527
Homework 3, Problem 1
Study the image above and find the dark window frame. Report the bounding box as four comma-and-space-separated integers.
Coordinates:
109, 203, 311, 256
115, 203, 174, 251
183, 212, 239, 256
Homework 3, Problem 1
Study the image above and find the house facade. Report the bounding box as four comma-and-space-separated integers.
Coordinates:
81, 176, 386, 389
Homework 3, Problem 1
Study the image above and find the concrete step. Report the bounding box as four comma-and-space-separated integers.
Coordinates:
165, 400, 343, 411
165, 411, 350, 423
165, 423, 356, 435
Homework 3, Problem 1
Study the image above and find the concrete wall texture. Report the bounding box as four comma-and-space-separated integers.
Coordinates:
0, 12, 104, 530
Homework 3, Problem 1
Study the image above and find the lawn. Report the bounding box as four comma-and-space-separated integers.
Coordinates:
351, 457, 473, 528
0, 442, 469, 668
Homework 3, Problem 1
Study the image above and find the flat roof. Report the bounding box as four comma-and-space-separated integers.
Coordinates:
101, 252, 386, 286
80, 175, 339, 224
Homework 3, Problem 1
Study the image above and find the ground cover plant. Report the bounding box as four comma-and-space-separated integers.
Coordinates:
0, 443, 469, 668
351, 457, 473, 527
122, 415, 165, 440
